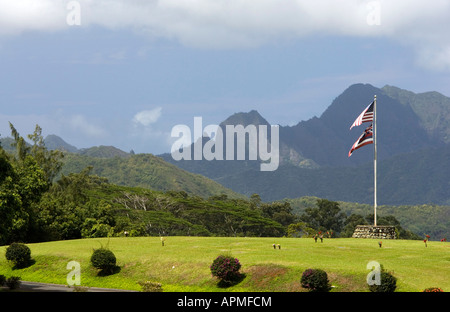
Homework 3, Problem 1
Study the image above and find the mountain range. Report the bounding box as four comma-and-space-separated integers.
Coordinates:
159, 83, 450, 205
1, 83, 449, 206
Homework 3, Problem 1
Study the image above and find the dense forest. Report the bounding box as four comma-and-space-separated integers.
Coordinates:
0, 124, 439, 246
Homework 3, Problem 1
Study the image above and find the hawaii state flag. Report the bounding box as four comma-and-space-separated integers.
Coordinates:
349, 101, 374, 130
348, 124, 373, 157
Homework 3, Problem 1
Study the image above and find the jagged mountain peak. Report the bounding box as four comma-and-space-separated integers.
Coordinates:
382, 84, 450, 143
44, 134, 79, 153
219, 109, 270, 127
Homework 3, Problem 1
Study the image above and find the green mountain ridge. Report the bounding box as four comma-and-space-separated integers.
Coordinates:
59, 153, 243, 199
160, 83, 450, 206
3, 83, 447, 206
3, 83, 448, 239
2, 83, 449, 245
77, 145, 130, 158
1, 133, 242, 200
1, 135, 131, 159
382, 85, 450, 143
43, 134, 79, 153
209, 144, 450, 205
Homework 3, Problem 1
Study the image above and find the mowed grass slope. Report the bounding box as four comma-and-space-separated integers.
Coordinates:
0, 237, 448, 292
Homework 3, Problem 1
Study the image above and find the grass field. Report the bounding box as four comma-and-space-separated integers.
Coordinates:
0, 237, 448, 292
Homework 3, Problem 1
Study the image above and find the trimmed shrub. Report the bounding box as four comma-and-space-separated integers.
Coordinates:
5, 243, 32, 268
368, 270, 397, 292
139, 281, 163, 292
90, 248, 117, 274
301, 268, 332, 292
5, 276, 21, 290
422, 287, 444, 292
210, 255, 242, 283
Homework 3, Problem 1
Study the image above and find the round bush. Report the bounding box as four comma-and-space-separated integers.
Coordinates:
301, 268, 332, 292
5, 243, 32, 268
368, 271, 397, 292
139, 281, 163, 292
90, 248, 116, 274
210, 255, 241, 283
422, 287, 443, 292
5, 276, 21, 290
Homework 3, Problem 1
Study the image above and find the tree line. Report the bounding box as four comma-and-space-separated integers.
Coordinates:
0, 124, 420, 245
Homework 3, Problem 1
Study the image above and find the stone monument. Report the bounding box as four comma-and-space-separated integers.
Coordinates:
352, 225, 396, 239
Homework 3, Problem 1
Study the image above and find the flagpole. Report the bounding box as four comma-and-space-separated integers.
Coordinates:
373, 95, 377, 227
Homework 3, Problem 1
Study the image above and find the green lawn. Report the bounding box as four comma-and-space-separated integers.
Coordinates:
0, 237, 448, 292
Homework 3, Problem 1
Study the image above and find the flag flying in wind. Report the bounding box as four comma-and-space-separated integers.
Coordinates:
349, 101, 374, 129
348, 123, 373, 157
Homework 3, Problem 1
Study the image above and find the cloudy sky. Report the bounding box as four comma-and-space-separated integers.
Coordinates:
1, 0, 449, 154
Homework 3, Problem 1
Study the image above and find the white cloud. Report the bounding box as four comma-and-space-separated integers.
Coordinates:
415, 44, 450, 72
0, 0, 66, 35
0, 0, 449, 69
133, 107, 162, 127
69, 114, 106, 138
129, 107, 169, 153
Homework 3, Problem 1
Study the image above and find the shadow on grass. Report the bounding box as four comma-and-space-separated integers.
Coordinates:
217, 273, 246, 288
11, 259, 36, 270
96, 265, 121, 277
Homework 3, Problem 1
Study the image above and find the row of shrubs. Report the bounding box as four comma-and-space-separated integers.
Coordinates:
300, 266, 400, 292
209, 254, 403, 292
2, 242, 118, 290
3, 242, 117, 272
209, 254, 447, 292
2, 243, 445, 292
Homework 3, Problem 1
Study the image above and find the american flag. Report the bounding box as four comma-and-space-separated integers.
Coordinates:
348, 124, 373, 157
349, 101, 374, 130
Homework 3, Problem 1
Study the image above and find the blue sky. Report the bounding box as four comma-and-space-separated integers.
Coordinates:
1, 0, 450, 154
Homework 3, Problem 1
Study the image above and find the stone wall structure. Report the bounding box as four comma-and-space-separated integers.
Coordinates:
352, 225, 396, 239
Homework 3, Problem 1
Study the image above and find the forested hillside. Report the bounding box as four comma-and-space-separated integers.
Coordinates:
58, 153, 242, 199
2, 83, 449, 244
209, 144, 450, 205
2, 123, 440, 246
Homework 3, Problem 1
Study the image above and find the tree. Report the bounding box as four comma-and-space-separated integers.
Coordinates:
287, 222, 316, 238
300, 199, 346, 235
249, 193, 261, 209
0, 163, 22, 245
9, 122, 29, 162
0, 124, 66, 243
27, 124, 64, 183
1, 142, 18, 244
341, 214, 368, 237
1, 126, 51, 244
0, 146, 14, 184
365, 214, 421, 240
0, 155, 48, 244
34, 167, 110, 241
12, 156, 49, 242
